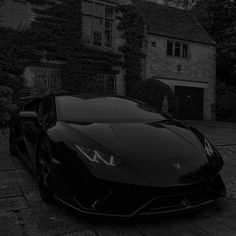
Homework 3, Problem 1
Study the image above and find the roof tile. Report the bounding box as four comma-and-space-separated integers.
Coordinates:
131, 1, 216, 45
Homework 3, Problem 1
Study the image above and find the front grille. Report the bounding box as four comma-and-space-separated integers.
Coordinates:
140, 188, 216, 215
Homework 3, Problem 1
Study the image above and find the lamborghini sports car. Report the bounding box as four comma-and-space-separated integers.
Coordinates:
9, 94, 226, 217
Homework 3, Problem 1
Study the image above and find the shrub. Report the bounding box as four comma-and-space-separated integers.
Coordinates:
216, 82, 236, 121
129, 78, 179, 117
0, 85, 16, 129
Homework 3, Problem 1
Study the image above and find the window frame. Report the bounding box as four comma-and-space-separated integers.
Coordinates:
166, 40, 190, 59
93, 73, 116, 93
105, 74, 116, 93
34, 66, 61, 90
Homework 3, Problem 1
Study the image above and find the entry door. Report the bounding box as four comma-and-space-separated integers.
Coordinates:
175, 86, 204, 120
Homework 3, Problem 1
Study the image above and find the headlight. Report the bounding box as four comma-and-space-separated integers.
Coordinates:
204, 138, 215, 157
75, 144, 120, 167
203, 137, 224, 171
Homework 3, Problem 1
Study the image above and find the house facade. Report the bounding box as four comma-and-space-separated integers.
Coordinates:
0, 0, 216, 120
80, 0, 126, 95
136, 2, 216, 120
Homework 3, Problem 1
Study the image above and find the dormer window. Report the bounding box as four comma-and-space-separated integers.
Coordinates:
167, 40, 189, 59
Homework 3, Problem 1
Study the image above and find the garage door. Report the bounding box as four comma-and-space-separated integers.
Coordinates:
175, 86, 204, 120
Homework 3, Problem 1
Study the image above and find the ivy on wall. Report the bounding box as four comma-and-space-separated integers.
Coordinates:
117, 4, 145, 95
26, 0, 122, 93
0, 27, 40, 99
1, 0, 146, 95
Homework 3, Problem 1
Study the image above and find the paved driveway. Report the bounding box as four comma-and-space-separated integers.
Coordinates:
0, 122, 236, 236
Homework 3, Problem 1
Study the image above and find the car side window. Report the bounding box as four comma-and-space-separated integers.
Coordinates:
23, 99, 40, 112
38, 97, 56, 127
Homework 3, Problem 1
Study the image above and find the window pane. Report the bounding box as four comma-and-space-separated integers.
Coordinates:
105, 75, 116, 92
94, 74, 105, 92
175, 43, 181, 57
105, 5, 114, 19
105, 20, 112, 48
183, 44, 188, 58
93, 31, 102, 46
167, 41, 173, 56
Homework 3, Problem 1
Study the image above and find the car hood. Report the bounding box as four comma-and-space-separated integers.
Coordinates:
63, 120, 214, 187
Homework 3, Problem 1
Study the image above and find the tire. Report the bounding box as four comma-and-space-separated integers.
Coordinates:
37, 138, 54, 203
9, 123, 18, 156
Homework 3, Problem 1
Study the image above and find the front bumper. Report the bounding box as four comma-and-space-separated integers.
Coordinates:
55, 174, 226, 217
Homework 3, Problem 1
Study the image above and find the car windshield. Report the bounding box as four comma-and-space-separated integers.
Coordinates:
56, 95, 165, 123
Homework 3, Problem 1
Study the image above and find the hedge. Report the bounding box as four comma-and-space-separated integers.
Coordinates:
129, 78, 179, 117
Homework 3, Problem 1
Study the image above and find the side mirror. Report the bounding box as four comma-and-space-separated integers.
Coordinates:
19, 111, 38, 119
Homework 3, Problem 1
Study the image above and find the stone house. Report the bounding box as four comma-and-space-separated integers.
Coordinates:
0, 0, 216, 120
135, 1, 216, 120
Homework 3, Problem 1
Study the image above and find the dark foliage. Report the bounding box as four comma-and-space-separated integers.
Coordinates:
117, 4, 145, 95
0, 28, 40, 100
216, 82, 236, 121
129, 78, 179, 117
0, 86, 16, 129
192, 0, 236, 87
27, 0, 122, 93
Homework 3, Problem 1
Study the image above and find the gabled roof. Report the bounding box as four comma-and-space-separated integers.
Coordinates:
131, 1, 216, 46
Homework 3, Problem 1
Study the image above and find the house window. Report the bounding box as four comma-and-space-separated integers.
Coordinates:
34, 67, 61, 89
105, 20, 112, 48
167, 40, 189, 59
182, 44, 188, 58
82, 1, 115, 49
175, 43, 181, 57
94, 74, 116, 93
167, 41, 173, 56
93, 31, 102, 47
105, 75, 116, 92
105, 6, 114, 19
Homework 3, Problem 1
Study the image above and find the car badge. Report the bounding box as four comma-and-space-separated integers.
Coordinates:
173, 163, 182, 171
181, 198, 191, 208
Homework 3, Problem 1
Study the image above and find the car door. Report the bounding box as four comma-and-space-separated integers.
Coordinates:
21, 99, 41, 166
37, 96, 57, 130
25, 96, 57, 168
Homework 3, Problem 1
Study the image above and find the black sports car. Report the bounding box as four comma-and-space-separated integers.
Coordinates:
9, 94, 226, 217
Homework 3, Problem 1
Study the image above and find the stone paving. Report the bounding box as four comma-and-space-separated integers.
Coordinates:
0, 122, 236, 236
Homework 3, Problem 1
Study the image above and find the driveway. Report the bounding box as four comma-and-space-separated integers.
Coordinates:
0, 122, 236, 236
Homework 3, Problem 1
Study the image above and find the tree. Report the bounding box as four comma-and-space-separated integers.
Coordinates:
129, 79, 179, 117
192, 0, 236, 86
0, 28, 40, 99
164, 0, 197, 10
0, 85, 15, 130
117, 4, 145, 95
